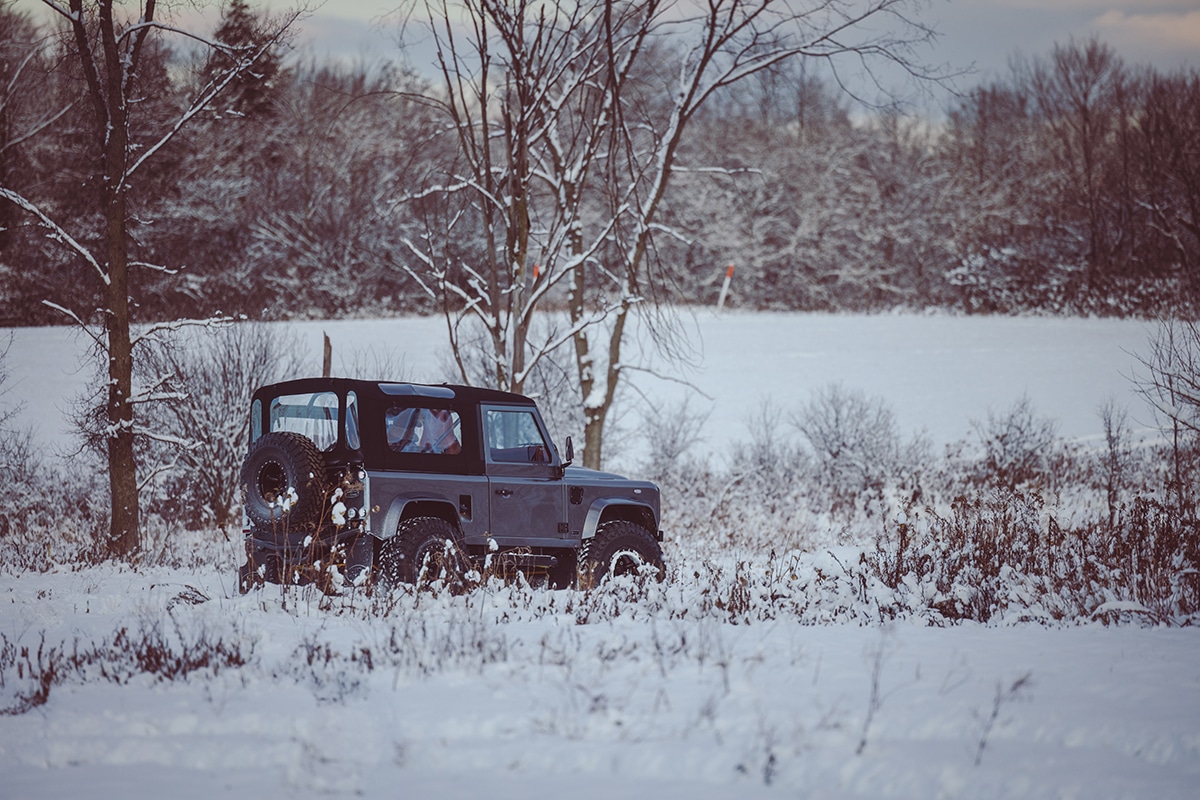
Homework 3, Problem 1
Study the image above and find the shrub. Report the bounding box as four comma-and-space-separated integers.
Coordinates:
870, 487, 1200, 624
970, 394, 1059, 490
138, 321, 305, 533
791, 383, 927, 517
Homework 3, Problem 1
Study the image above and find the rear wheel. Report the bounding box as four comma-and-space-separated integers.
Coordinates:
377, 516, 468, 591
578, 520, 664, 589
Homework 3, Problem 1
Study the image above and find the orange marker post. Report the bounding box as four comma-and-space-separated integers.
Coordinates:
717, 264, 735, 311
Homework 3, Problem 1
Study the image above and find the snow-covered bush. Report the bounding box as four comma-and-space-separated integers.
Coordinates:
0, 613, 252, 715
0, 453, 110, 571
137, 322, 305, 534
869, 484, 1200, 624
0, 335, 40, 541
791, 383, 928, 518
969, 394, 1061, 491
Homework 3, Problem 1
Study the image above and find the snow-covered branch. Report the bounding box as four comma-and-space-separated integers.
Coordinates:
129, 261, 179, 275
41, 301, 106, 351
130, 315, 234, 349
0, 188, 107, 284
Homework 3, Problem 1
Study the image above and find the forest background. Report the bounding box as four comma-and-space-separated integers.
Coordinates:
2, 0, 1198, 327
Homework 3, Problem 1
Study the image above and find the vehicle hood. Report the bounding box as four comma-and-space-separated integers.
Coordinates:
563, 465, 627, 481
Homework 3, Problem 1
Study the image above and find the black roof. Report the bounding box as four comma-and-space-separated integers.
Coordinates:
248, 377, 545, 475
251, 377, 537, 408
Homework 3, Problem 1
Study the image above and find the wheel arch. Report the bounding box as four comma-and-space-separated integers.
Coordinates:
582, 499, 658, 541
377, 495, 461, 541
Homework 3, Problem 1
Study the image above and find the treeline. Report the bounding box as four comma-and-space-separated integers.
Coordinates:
670, 42, 1200, 314
0, 3, 1196, 325
0, 2, 441, 325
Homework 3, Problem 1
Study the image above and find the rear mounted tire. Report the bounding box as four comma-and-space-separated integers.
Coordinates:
241, 431, 327, 530
578, 520, 664, 589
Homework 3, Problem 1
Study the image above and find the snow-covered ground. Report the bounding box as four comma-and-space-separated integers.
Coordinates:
2, 561, 1198, 799
2, 311, 1195, 799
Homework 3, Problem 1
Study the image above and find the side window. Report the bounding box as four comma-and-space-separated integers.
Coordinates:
346, 391, 360, 450
485, 408, 550, 463
386, 406, 462, 455
250, 399, 262, 443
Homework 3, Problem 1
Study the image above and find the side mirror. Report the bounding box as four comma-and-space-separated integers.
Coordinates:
563, 436, 574, 468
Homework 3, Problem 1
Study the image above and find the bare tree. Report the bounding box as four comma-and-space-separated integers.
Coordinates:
0, 1, 300, 557
398, 0, 940, 468
1136, 70, 1200, 290
1133, 315, 1200, 512
1098, 397, 1130, 530
1026, 36, 1125, 287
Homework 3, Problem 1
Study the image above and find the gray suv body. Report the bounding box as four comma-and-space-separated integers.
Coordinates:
238, 377, 664, 591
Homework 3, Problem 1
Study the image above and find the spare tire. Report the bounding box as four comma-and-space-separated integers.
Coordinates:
241, 431, 327, 530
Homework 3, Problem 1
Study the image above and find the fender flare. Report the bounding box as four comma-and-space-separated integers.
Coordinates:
581, 498, 658, 541
377, 494, 461, 541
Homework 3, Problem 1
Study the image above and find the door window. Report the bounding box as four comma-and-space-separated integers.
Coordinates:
485, 408, 550, 463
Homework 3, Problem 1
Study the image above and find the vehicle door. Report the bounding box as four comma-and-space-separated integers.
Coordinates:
481, 404, 568, 547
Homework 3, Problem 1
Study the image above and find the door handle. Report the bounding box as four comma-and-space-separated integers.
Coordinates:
495, 489, 513, 497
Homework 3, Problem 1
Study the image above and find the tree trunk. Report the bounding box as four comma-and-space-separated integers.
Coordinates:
102, 62, 139, 557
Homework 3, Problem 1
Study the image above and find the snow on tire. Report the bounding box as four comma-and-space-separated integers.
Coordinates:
578, 520, 664, 589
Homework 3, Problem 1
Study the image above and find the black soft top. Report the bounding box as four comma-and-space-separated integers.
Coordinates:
248, 377, 540, 474
250, 377, 535, 409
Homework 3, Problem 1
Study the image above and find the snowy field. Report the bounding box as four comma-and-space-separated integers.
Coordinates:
3, 311, 1197, 799
2, 562, 1199, 799
2, 311, 1160, 456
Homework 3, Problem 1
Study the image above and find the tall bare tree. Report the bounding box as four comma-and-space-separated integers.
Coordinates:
1027, 36, 1125, 287
1136, 70, 1200, 289
398, 0, 939, 468
1134, 315, 1200, 513
0, 1, 299, 556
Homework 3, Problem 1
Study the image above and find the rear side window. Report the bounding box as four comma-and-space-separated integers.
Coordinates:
386, 406, 462, 455
269, 391, 339, 451
346, 391, 360, 450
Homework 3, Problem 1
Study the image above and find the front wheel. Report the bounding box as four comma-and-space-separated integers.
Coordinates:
377, 516, 468, 591
578, 520, 664, 589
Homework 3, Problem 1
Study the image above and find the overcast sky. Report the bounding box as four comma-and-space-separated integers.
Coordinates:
290, 1, 1199, 72
16, 0, 1200, 103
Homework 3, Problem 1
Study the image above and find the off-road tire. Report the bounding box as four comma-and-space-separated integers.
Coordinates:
377, 516, 468, 591
578, 520, 664, 589
241, 431, 327, 530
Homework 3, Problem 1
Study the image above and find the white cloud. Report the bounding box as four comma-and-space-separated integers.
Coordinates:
1094, 9, 1200, 50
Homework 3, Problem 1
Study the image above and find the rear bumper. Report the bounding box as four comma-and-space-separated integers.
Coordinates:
241, 524, 367, 587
